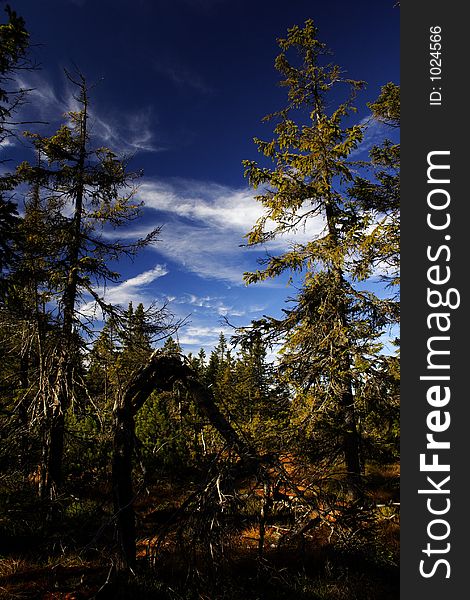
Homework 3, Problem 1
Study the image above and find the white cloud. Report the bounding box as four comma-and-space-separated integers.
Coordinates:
171, 293, 246, 317
117, 265, 168, 289
15, 74, 162, 155
176, 324, 233, 348
248, 303, 267, 313
0, 138, 14, 150
139, 180, 263, 232
133, 178, 326, 284
81, 264, 168, 316
15, 75, 66, 122
89, 107, 163, 154
97, 177, 325, 285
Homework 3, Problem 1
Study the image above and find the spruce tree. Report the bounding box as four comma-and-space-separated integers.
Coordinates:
205, 333, 227, 388
0, 4, 30, 279
162, 335, 181, 355
233, 331, 289, 453
118, 302, 154, 379
243, 21, 397, 498
87, 314, 120, 405
17, 72, 160, 499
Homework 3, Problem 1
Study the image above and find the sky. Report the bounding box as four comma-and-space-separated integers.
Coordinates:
2, 0, 400, 357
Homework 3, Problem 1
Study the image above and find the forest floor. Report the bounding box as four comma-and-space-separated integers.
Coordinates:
0, 461, 399, 599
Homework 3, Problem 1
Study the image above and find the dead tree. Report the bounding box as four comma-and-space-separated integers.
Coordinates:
111, 350, 264, 574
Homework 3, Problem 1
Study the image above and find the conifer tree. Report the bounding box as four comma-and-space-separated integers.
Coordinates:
118, 302, 154, 379
205, 332, 227, 388
162, 335, 182, 355
0, 4, 29, 134
0, 4, 30, 279
17, 72, 160, 498
87, 313, 119, 405
196, 347, 206, 370
232, 331, 289, 452
243, 21, 397, 497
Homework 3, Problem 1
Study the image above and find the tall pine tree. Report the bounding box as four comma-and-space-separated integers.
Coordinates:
17, 72, 160, 499
243, 21, 397, 498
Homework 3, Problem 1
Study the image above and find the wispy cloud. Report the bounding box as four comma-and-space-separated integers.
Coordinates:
15, 74, 162, 154
89, 107, 163, 154
81, 264, 169, 316
15, 75, 66, 123
176, 324, 234, 348
350, 117, 392, 158
132, 178, 326, 284
139, 180, 263, 231
0, 138, 14, 151
172, 293, 246, 317
175, 321, 281, 364
98, 177, 325, 285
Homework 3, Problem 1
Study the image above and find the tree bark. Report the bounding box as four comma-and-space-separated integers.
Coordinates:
40, 409, 65, 502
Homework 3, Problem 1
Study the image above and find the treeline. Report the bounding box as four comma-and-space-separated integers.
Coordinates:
78, 305, 399, 476
0, 7, 400, 598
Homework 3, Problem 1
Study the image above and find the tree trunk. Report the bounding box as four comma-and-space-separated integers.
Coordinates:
323, 205, 362, 499
39, 352, 70, 499
40, 409, 65, 502
112, 402, 137, 573
340, 381, 362, 501
39, 86, 87, 500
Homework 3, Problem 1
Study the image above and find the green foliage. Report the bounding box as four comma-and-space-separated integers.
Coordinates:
132, 331, 293, 471
0, 72, 165, 499
348, 82, 400, 287
368, 82, 400, 127
64, 409, 111, 477
242, 21, 400, 482
17, 92, 156, 312
242, 20, 365, 276
358, 353, 400, 461
135, 390, 200, 471
87, 314, 119, 394
230, 332, 291, 452
117, 302, 153, 378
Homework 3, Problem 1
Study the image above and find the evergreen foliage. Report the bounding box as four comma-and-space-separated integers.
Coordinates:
242, 20, 399, 495
0, 4, 30, 278
8, 72, 162, 498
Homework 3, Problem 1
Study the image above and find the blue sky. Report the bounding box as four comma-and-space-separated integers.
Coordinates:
3, 0, 399, 357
